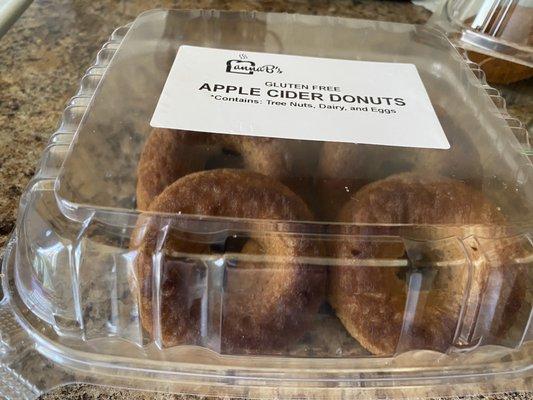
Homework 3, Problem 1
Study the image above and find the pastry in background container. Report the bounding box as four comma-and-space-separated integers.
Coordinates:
430, 1, 533, 84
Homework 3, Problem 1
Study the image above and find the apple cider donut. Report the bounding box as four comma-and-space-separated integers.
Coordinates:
137, 128, 319, 210
132, 169, 324, 351
136, 128, 217, 210
317, 108, 482, 219
328, 172, 518, 355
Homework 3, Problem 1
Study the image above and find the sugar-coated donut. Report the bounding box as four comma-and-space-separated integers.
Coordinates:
328, 172, 525, 355
136, 128, 318, 210
131, 169, 325, 352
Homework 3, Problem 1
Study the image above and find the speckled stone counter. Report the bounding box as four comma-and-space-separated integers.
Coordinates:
0, 1, 530, 399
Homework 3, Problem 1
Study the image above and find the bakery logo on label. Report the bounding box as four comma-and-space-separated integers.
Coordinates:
226, 53, 282, 75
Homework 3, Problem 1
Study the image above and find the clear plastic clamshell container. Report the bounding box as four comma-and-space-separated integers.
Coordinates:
430, 0, 533, 84
1, 10, 532, 399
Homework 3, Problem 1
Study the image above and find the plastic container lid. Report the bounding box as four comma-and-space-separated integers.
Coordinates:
1, 10, 532, 399
431, 0, 532, 65
430, 0, 533, 83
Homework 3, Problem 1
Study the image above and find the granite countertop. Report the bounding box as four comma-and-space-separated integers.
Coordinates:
0, 1, 530, 399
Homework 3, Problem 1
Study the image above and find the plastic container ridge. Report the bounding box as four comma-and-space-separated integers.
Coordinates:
0, 10, 532, 399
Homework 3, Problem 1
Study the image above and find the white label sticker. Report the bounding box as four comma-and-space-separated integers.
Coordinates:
151, 46, 449, 149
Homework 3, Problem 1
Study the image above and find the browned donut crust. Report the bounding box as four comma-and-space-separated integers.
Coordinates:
131, 169, 325, 352
328, 172, 525, 355
136, 128, 217, 210
317, 108, 482, 219
136, 128, 319, 210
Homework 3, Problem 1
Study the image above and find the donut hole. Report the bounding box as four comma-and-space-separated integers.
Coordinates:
209, 242, 226, 253
350, 249, 361, 257
204, 146, 245, 171
395, 268, 408, 281
222, 235, 249, 253
224, 235, 265, 255
208, 235, 266, 255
